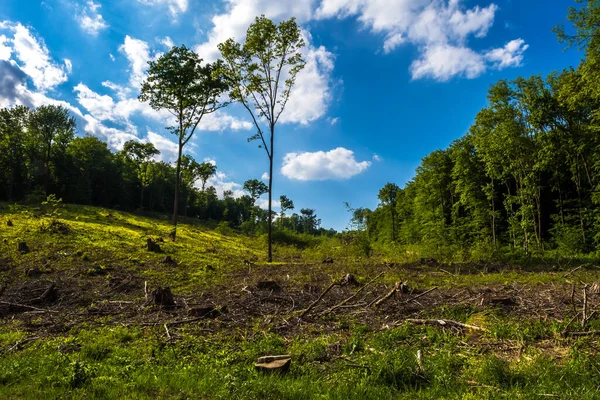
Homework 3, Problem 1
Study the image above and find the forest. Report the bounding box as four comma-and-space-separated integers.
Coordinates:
3, 0, 600, 262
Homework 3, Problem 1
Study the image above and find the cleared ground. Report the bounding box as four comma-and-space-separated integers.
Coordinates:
1, 204, 600, 399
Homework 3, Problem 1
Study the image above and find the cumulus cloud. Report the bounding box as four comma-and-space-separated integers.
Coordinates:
146, 130, 179, 162
205, 171, 245, 199
410, 44, 486, 81
281, 147, 371, 181
485, 39, 529, 69
76, 1, 108, 36
119, 35, 154, 89
261, 172, 269, 180
0, 22, 69, 91
137, 0, 188, 18
158, 36, 175, 48
315, 0, 524, 80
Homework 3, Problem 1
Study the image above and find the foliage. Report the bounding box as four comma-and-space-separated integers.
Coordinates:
218, 15, 306, 262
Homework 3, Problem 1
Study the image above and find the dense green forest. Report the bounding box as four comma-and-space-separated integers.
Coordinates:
2, 1, 600, 261
357, 1, 600, 259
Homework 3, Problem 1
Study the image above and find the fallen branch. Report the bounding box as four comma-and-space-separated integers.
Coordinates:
164, 323, 172, 339
321, 272, 384, 315
400, 287, 438, 305
563, 330, 600, 337
299, 282, 339, 318
404, 318, 488, 332
370, 281, 401, 308
562, 265, 584, 278
0, 301, 58, 313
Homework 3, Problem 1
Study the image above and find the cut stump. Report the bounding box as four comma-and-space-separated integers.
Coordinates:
255, 355, 291, 373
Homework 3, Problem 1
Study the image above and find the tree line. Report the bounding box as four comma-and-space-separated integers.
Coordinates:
360, 0, 600, 258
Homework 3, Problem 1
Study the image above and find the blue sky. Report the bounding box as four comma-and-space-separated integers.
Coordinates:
0, 0, 583, 230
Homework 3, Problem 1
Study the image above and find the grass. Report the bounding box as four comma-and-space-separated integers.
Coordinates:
1, 202, 600, 398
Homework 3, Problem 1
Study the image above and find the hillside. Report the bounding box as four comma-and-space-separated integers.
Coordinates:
2, 203, 600, 398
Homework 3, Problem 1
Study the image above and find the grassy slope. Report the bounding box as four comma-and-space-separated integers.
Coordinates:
1, 203, 600, 399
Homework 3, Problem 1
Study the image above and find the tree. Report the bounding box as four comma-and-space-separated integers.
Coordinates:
139, 45, 229, 239
279, 195, 294, 228
121, 140, 160, 208
218, 15, 306, 262
300, 208, 320, 234
198, 161, 217, 191
378, 183, 400, 241
0, 106, 29, 201
28, 105, 76, 195
243, 178, 268, 205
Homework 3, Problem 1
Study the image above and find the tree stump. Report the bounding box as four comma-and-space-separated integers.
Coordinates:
340, 273, 359, 286
162, 255, 175, 264
146, 238, 162, 253
17, 241, 29, 253
255, 355, 291, 374
151, 286, 175, 307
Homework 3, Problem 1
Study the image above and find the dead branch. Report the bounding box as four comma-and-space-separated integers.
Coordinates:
321, 272, 384, 315
299, 282, 339, 318
562, 265, 584, 278
164, 323, 172, 339
563, 330, 600, 337
582, 285, 588, 328
370, 281, 401, 308
400, 287, 438, 305
404, 318, 488, 332
0, 301, 58, 313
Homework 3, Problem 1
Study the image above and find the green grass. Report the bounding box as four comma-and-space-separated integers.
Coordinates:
2, 202, 600, 399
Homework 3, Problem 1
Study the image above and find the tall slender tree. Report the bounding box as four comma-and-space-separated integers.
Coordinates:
139, 45, 229, 239
218, 15, 306, 262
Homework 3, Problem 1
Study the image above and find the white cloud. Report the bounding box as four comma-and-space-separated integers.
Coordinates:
0, 35, 11, 60
205, 171, 245, 199
119, 35, 153, 89
76, 1, 108, 36
3, 22, 69, 91
315, 0, 524, 81
257, 197, 281, 210
485, 39, 529, 69
204, 158, 217, 166
279, 38, 336, 125
146, 130, 179, 162
281, 147, 371, 181
64, 59, 73, 74
159, 36, 175, 48
137, 0, 188, 18
373, 154, 381, 162
410, 44, 486, 81
82, 115, 138, 150
327, 116, 339, 125
261, 172, 269, 180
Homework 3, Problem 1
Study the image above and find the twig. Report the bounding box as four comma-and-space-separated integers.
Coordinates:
582, 285, 588, 328
321, 272, 384, 315
400, 287, 438, 305
299, 282, 339, 318
562, 265, 584, 278
439, 268, 456, 278
164, 323, 171, 339
563, 330, 600, 337
8, 336, 41, 352
570, 283, 577, 316
404, 318, 488, 332
0, 301, 58, 313
370, 281, 401, 308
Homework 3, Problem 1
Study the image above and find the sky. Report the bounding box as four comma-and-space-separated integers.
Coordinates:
0, 0, 584, 231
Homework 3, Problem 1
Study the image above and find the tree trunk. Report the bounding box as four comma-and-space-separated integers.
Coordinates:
44, 143, 51, 196
267, 127, 274, 263
491, 177, 496, 245
173, 139, 182, 239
